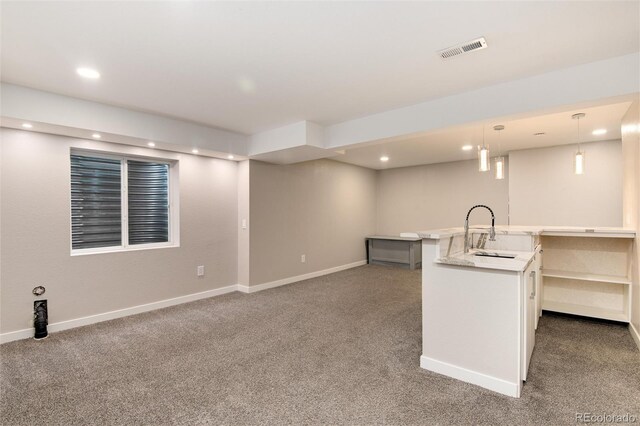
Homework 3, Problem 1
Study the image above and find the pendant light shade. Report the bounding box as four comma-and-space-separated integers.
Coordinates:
572, 113, 585, 175
493, 125, 505, 179
478, 126, 489, 172
478, 146, 490, 171
494, 156, 505, 179
574, 150, 585, 175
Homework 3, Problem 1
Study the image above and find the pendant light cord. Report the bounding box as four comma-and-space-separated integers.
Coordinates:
492, 125, 504, 157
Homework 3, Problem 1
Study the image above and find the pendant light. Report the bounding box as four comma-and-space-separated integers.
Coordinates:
493, 125, 505, 180
572, 113, 585, 175
478, 125, 490, 172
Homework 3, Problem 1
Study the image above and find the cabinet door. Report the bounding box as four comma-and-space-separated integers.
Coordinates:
522, 260, 536, 381
534, 249, 542, 329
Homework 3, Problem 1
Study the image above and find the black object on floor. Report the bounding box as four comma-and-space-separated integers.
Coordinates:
33, 300, 48, 340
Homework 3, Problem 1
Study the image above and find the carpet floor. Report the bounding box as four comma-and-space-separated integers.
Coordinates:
1, 265, 639, 425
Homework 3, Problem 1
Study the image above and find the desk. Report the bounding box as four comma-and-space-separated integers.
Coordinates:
366, 236, 422, 269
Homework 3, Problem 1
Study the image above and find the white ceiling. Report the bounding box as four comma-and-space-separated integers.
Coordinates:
333, 101, 632, 170
2, 1, 638, 135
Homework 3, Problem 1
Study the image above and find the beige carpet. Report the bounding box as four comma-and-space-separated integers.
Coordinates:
1, 265, 639, 425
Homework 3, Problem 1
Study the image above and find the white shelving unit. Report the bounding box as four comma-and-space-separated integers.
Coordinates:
540, 234, 634, 322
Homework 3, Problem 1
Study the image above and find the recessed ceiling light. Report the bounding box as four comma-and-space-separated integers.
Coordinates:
192, 149, 199, 154
147, 142, 155, 147
92, 133, 101, 139
21, 123, 33, 129
592, 129, 607, 136
380, 156, 389, 162
462, 145, 473, 151
237, 77, 256, 94
533, 132, 546, 136
76, 67, 100, 79
227, 155, 235, 160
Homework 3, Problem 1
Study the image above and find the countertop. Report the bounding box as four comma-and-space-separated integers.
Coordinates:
434, 248, 536, 272
366, 235, 422, 241
400, 225, 635, 240
401, 225, 634, 272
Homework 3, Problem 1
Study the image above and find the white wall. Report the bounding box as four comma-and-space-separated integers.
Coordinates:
1, 83, 249, 155
621, 100, 640, 344
249, 159, 377, 285
0, 129, 238, 334
376, 159, 510, 235
509, 141, 622, 227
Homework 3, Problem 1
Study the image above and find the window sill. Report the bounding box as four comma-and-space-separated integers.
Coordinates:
70, 243, 179, 257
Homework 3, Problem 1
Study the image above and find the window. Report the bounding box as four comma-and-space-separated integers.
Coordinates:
70, 152, 176, 254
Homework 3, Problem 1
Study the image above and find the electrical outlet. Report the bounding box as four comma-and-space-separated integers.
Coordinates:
301, 254, 306, 263
197, 265, 205, 277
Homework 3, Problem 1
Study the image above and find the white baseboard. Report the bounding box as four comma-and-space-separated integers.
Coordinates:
237, 260, 367, 293
420, 355, 521, 398
630, 322, 640, 351
1, 260, 369, 344
0, 329, 34, 344
0, 285, 238, 344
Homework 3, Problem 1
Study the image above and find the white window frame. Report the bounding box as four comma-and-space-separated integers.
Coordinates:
70, 149, 180, 256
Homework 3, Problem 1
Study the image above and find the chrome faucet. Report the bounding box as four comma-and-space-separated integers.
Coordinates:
464, 205, 496, 253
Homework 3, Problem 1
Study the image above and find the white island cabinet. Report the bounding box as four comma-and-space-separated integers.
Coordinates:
418, 227, 540, 398
413, 225, 635, 398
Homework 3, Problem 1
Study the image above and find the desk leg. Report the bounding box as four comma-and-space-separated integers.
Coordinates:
409, 242, 416, 270
367, 239, 373, 265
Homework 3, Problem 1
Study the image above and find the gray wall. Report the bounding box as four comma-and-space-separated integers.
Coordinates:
376, 159, 510, 235
0, 128, 629, 336
237, 160, 250, 286
509, 140, 622, 227
249, 159, 377, 285
0, 129, 238, 334
376, 141, 623, 235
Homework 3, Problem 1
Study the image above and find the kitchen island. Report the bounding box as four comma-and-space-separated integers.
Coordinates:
406, 225, 635, 398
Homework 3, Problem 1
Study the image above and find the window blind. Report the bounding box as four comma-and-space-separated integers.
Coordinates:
127, 160, 169, 245
71, 154, 122, 249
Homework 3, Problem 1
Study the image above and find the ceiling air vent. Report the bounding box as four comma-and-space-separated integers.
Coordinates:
438, 37, 488, 59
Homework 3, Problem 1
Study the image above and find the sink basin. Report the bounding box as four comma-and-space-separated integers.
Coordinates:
473, 251, 517, 259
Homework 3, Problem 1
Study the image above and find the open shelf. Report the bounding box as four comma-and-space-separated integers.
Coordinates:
541, 269, 631, 285
542, 301, 628, 322
540, 235, 633, 323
